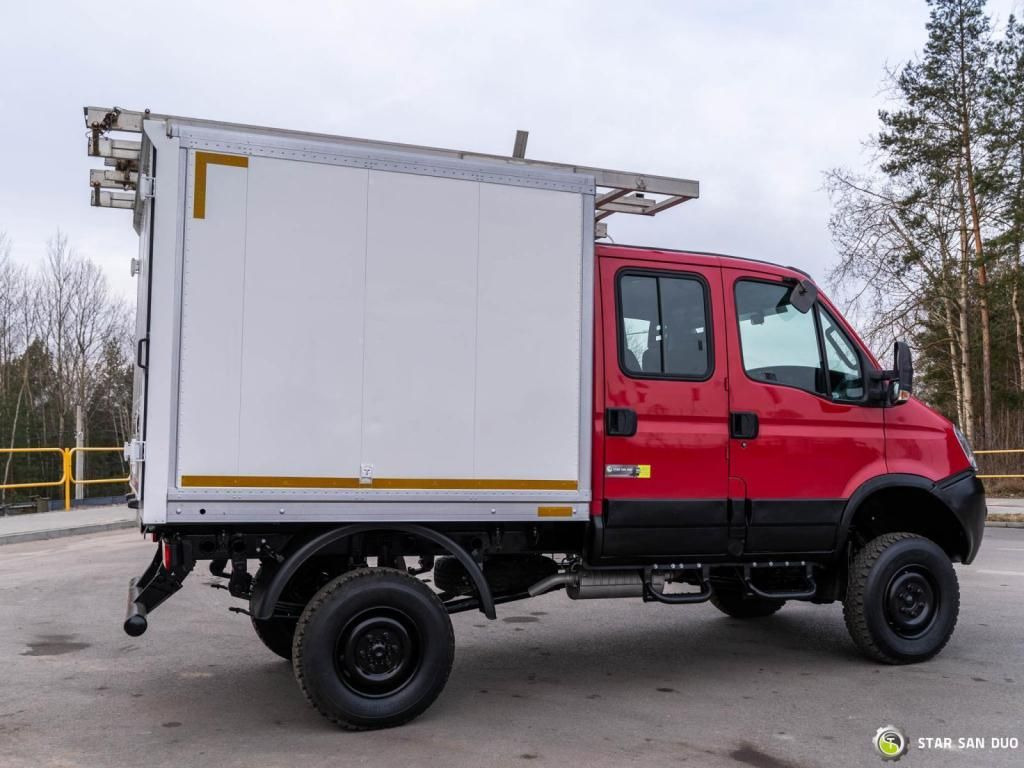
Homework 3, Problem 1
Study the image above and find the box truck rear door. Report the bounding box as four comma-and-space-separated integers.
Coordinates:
128, 146, 156, 499
597, 256, 729, 557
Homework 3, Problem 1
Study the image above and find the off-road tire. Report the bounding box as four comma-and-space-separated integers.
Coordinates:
292, 567, 454, 730
843, 532, 959, 664
710, 585, 785, 618
250, 566, 297, 660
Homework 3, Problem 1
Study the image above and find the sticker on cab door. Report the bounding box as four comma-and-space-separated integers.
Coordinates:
605, 464, 651, 479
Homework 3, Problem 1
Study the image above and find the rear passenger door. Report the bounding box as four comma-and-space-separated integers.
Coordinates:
598, 257, 730, 558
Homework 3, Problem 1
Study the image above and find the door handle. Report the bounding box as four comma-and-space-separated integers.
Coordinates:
730, 412, 759, 440
606, 408, 637, 437
136, 336, 149, 370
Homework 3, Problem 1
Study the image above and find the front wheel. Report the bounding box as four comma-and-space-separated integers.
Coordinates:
843, 532, 959, 664
292, 567, 454, 730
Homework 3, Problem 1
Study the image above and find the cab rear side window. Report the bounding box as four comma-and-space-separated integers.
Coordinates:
617, 271, 711, 380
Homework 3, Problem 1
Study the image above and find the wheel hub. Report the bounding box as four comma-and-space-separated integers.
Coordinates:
884, 567, 937, 639
336, 609, 420, 697
356, 630, 403, 674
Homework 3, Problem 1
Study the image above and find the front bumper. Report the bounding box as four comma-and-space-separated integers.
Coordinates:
935, 470, 986, 564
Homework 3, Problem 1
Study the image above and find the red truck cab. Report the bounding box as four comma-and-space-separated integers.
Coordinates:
590, 244, 984, 568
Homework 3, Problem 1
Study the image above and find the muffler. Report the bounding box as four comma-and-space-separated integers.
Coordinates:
528, 569, 666, 599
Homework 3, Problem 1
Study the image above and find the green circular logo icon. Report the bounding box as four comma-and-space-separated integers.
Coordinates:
874, 725, 909, 761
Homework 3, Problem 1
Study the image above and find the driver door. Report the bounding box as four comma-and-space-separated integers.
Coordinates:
723, 269, 885, 554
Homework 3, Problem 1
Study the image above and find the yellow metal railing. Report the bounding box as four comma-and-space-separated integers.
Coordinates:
974, 449, 1024, 479
0, 447, 129, 511
0, 446, 1019, 508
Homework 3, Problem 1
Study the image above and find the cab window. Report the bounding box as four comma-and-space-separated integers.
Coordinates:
734, 279, 866, 402
618, 272, 711, 379
735, 280, 823, 395
819, 309, 865, 401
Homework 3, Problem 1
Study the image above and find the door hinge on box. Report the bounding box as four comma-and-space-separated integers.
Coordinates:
124, 439, 146, 463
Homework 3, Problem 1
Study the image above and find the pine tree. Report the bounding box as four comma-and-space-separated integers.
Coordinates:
875, 0, 996, 444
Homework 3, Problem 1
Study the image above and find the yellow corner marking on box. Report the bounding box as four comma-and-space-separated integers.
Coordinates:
537, 506, 574, 518
193, 151, 249, 219
637, 465, 651, 478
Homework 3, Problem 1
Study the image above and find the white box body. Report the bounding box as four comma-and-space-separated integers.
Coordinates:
132, 119, 594, 526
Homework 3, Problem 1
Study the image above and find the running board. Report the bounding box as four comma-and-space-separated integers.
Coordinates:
643, 564, 712, 604
742, 562, 818, 600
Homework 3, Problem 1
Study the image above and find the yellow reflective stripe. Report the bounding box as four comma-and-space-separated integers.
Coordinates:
180, 475, 577, 491
193, 151, 249, 219
537, 505, 574, 518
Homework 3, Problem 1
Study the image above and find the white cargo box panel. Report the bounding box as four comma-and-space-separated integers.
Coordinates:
166, 124, 594, 523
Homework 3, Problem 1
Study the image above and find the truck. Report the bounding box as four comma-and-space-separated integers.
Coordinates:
84, 106, 986, 730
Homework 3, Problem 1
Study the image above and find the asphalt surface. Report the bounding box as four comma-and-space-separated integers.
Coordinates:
0, 505, 135, 546
1, 528, 1022, 768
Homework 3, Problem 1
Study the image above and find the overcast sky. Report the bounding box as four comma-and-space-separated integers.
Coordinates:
2, 0, 1022, 302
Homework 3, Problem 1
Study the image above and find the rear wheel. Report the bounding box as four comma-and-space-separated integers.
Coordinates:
843, 532, 959, 664
252, 613, 297, 660
250, 567, 297, 660
292, 567, 454, 730
710, 583, 785, 618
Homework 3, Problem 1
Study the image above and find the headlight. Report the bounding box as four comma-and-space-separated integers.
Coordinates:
953, 425, 977, 470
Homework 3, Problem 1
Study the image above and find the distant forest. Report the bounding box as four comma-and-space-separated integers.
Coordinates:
827, 0, 1024, 481
0, 231, 132, 506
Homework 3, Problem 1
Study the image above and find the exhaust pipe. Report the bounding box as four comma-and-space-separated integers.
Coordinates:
528, 570, 666, 599
528, 573, 576, 597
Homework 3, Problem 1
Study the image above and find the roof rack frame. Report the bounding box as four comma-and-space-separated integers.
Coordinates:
84, 106, 699, 229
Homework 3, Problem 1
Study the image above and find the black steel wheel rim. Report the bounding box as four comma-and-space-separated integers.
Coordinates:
335, 608, 421, 697
884, 566, 938, 639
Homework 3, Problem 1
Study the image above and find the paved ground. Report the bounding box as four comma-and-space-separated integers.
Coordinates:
1, 528, 1021, 768
987, 497, 1024, 517
0, 505, 135, 545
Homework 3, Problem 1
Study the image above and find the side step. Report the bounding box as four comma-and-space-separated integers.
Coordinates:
643, 564, 712, 604
742, 562, 817, 600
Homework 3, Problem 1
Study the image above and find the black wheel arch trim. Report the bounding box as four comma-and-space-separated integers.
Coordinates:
836, 470, 985, 563
250, 523, 495, 621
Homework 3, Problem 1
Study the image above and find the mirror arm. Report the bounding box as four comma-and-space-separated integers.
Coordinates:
866, 368, 897, 404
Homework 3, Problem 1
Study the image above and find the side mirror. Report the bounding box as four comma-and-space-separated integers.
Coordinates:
890, 341, 913, 404
789, 279, 818, 314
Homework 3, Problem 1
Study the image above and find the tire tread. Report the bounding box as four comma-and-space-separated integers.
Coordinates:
292, 567, 454, 731
842, 532, 959, 665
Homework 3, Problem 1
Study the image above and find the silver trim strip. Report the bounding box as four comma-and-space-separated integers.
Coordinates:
173, 125, 595, 195
164, 500, 586, 524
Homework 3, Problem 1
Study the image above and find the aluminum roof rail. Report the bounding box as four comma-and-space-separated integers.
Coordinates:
84, 106, 699, 235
